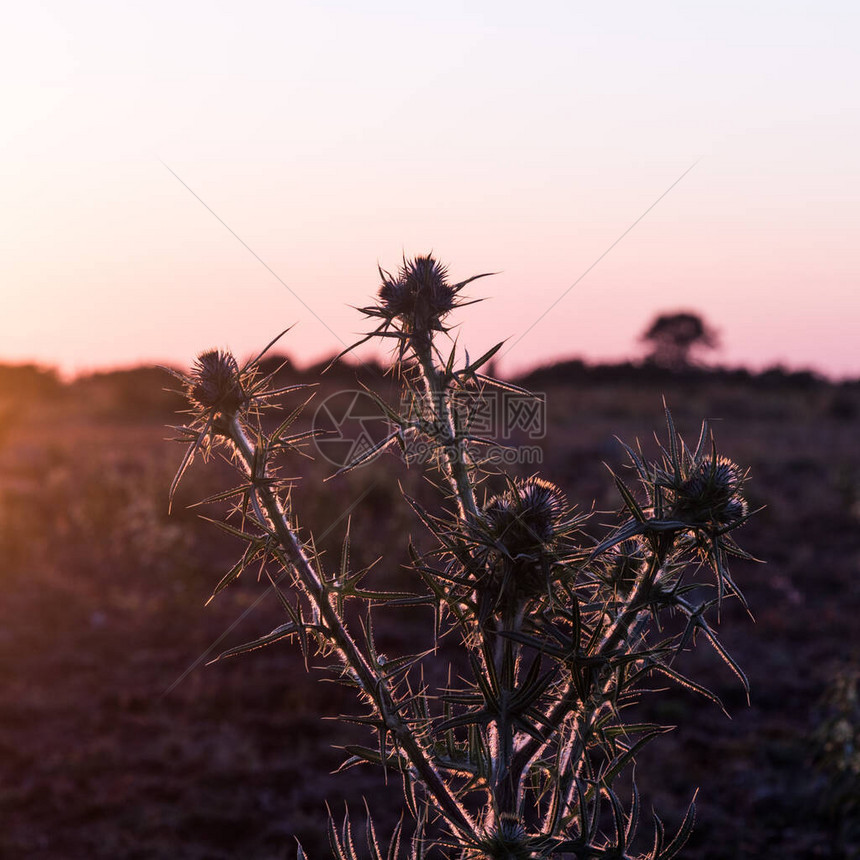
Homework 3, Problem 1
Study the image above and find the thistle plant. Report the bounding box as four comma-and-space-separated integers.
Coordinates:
168, 255, 757, 858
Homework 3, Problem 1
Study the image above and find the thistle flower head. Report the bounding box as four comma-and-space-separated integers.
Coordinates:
483, 477, 567, 555
378, 255, 456, 331
355, 254, 493, 360
465, 478, 572, 613
673, 455, 748, 528
187, 349, 247, 416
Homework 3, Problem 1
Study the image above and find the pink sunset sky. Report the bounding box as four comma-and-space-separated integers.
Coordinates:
3, 2, 858, 379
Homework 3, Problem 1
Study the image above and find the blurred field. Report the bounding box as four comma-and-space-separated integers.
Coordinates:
0, 360, 858, 859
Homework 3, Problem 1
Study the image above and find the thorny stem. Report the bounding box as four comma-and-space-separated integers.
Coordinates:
412, 340, 478, 523
543, 610, 652, 836
227, 416, 477, 838
413, 339, 521, 828
510, 544, 667, 811
544, 709, 587, 834
492, 664, 518, 824
484, 606, 527, 826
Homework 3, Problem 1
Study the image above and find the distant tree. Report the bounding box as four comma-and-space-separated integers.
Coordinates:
641, 311, 719, 369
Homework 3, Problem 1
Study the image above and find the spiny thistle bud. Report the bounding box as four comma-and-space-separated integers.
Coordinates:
476, 478, 569, 609
673, 455, 748, 529
187, 349, 247, 416
605, 537, 647, 592
479, 814, 531, 860
377, 255, 457, 340
483, 477, 567, 555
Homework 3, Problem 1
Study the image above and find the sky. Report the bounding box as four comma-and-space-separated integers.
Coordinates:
2, 1, 858, 379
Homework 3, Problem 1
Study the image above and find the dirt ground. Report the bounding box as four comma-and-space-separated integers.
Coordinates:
0, 362, 858, 859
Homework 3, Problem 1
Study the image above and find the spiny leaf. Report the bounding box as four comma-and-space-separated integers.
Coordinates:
356, 381, 408, 425
257, 381, 313, 400
387, 815, 404, 860
322, 332, 378, 372
626, 779, 641, 847
444, 340, 458, 378
600, 725, 674, 788
615, 435, 650, 483
336, 745, 403, 771
168, 417, 214, 510
590, 519, 649, 558
207, 621, 298, 663
663, 401, 681, 480
646, 663, 727, 714
600, 722, 669, 740
265, 568, 311, 664
451, 270, 497, 292
365, 810, 383, 860
188, 482, 255, 508
326, 431, 400, 480
270, 394, 316, 443
655, 792, 697, 860
605, 786, 628, 853
607, 466, 647, 523
692, 419, 711, 461
325, 809, 353, 860
198, 514, 264, 543
652, 810, 667, 857
470, 372, 535, 396
709, 544, 751, 614
699, 622, 750, 695
206, 543, 265, 604
241, 326, 295, 373
459, 340, 505, 380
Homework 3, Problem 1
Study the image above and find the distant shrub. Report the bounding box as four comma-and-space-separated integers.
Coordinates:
72, 367, 187, 417
0, 363, 60, 401
756, 365, 824, 389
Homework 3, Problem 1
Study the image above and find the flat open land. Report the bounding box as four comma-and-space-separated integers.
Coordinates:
1, 361, 858, 858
